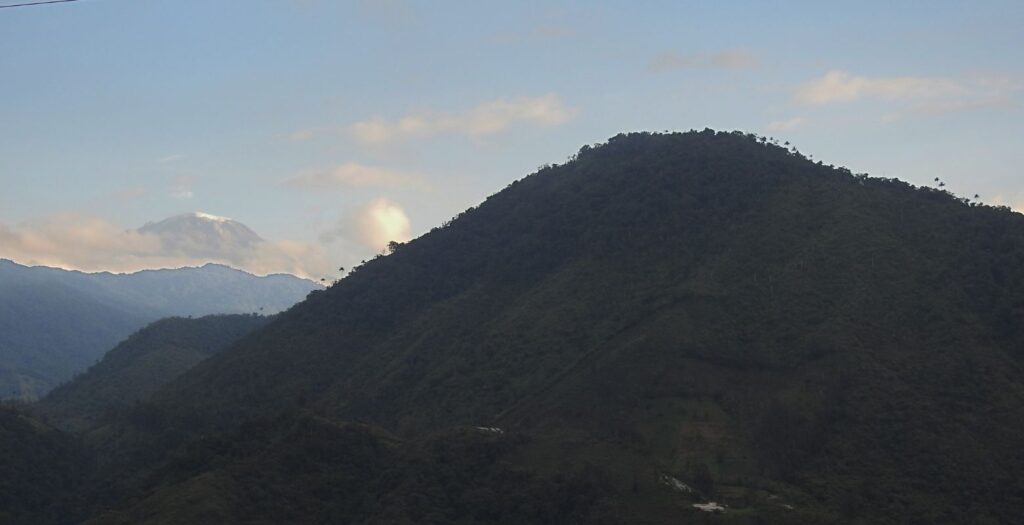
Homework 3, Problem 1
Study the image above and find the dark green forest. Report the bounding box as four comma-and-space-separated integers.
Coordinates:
5, 130, 1024, 524
38, 314, 270, 433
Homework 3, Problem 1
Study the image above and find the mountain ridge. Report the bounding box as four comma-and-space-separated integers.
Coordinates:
0, 259, 319, 398
0, 258, 317, 284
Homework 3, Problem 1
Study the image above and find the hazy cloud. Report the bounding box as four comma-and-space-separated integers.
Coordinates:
286, 128, 319, 142
170, 175, 194, 199
649, 49, 757, 72
795, 70, 966, 105
350, 94, 574, 144
766, 117, 807, 131
157, 154, 184, 163
284, 162, 430, 191
0, 213, 330, 279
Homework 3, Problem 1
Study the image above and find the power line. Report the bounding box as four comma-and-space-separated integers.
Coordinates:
0, 0, 82, 9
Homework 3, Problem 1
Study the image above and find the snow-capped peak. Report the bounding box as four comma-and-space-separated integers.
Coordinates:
193, 211, 232, 223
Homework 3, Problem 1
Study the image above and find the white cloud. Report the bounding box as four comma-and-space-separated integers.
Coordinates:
284, 162, 430, 191
350, 93, 574, 144
650, 49, 757, 72
0, 213, 330, 279
795, 70, 966, 105
157, 154, 184, 163
356, 198, 412, 250
766, 117, 807, 131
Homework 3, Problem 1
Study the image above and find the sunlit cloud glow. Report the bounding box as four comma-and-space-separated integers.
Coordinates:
356, 198, 412, 250
991, 193, 1024, 214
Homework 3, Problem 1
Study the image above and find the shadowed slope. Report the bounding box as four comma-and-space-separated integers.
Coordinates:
39, 314, 269, 432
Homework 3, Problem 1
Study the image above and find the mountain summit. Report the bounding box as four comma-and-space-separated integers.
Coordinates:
137, 212, 264, 260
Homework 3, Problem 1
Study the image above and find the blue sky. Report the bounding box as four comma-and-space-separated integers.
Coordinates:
1, 0, 1022, 278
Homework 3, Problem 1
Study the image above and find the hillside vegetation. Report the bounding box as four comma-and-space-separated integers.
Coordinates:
0, 404, 88, 525
13, 130, 1024, 524
38, 314, 269, 432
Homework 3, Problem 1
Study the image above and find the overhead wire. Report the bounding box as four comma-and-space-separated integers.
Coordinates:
0, 0, 83, 9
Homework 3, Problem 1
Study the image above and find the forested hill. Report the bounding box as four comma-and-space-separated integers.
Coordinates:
132, 130, 1024, 523
38, 314, 269, 433
17, 130, 1024, 524
163, 129, 1024, 431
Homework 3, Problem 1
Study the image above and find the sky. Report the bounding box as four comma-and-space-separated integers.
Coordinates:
1, 0, 1022, 279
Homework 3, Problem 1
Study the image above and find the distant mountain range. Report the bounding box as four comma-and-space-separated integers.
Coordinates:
0, 259, 319, 399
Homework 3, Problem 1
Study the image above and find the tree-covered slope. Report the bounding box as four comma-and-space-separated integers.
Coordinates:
0, 404, 89, 525
38, 314, 269, 432
140, 130, 1024, 523
84, 415, 619, 525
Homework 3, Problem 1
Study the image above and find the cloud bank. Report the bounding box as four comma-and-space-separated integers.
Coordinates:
0, 213, 330, 279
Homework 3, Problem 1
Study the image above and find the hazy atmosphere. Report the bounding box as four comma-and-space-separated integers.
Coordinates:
2, 0, 1021, 278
